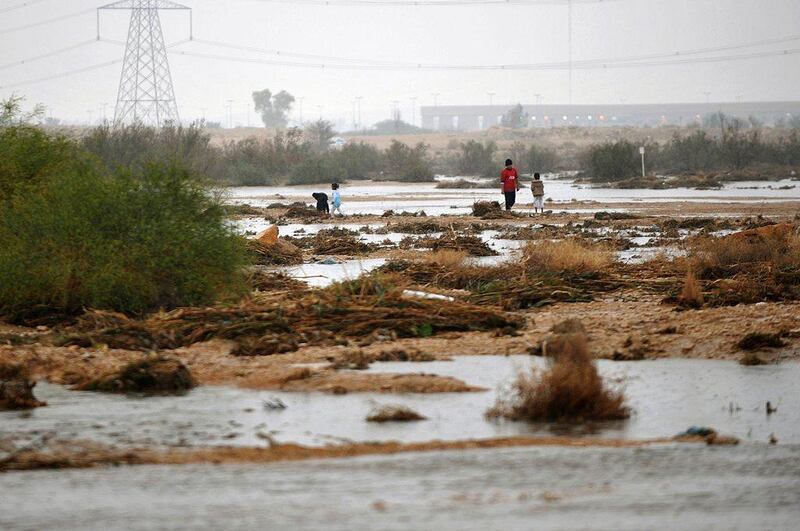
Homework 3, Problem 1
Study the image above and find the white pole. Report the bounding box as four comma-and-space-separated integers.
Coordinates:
639, 146, 646, 177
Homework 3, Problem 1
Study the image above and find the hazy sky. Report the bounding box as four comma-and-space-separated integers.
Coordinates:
1, 0, 799, 128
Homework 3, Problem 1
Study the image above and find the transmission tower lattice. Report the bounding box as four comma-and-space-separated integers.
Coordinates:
99, 1, 191, 127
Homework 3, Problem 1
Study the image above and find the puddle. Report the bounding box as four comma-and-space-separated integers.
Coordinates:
2, 357, 797, 450
276, 258, 387, 287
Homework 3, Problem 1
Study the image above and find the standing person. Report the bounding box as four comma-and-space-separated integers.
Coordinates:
331, 182, 344, 217
500, 159, 520, 211
531, 172, 545, 215
312, 192, 329, 214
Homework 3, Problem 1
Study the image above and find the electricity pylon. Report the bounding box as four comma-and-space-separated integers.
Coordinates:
98, 1, 191, 127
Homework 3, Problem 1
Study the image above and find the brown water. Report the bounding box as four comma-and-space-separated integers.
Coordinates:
1, 444, 798, 530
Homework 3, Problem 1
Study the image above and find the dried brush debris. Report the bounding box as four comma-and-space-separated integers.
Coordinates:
78, 356, 195, 395
431, 233, 497, 257
246, 239, 304, 266
472, 201, 502, 217
487, 322, 629, 422
739, 352, 768, 366
311, 234, 375, 255
366, 405, 427, 423
247, 270, 308, 293
689, 226, 800, 305
64, 274, 518, 355
0, 362, 46, 410
284, 205, 325, 220
737, 332, 786, 351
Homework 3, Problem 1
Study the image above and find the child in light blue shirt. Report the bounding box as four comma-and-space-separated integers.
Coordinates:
331, 182, 344, 217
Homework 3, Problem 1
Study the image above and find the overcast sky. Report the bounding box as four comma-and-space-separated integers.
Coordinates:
1, 0, 799, 128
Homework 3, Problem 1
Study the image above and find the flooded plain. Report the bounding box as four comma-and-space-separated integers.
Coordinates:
2, 357, 796, 449
228, 177, 800, 216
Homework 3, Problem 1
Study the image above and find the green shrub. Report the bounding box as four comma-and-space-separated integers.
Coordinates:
0, 161, 247, 321
0, 125, 90, 201
288, 154, 347, 185
582, 140, 640, 182
82, 122, 215, 176
456, 140, 498, 177
382, 140, 435, 182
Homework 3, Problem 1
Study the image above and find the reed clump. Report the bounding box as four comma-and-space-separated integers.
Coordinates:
487, 322, 629, 422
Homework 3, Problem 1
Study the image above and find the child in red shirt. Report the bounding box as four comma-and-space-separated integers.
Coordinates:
500, 159, 520, 211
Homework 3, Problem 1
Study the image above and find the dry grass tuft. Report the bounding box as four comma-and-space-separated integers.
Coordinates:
678, 270, 704, 309
488, 324, 629, 422
688, 228, 800, 305
522, 240, 613, 274
425, 249, 468, 269
366, 405, 427, 423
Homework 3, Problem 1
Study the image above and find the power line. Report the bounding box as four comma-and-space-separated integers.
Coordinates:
0, 39, 188, 90
180, 33, 800, 71
169, 44, 800, 71
0, 7, 95, 36
0, 59, 122, 90
0, 0, 48, 15
0, 38, 98, 71
191, 37, 422, 66
218, 0, 613, 5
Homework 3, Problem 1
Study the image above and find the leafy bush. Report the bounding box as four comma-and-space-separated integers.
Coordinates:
382, 140, 434, 182
660, 131, 718, 172
0, 125, 89, 201
456, 140, 498, 177
331, 142, 382, 180
82, 122, 215, 176
581, 140, 640, 182
0, 160, 247, 321
288, 154, 347, 185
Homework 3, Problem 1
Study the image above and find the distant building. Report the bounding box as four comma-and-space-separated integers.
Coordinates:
420, 102, 800, 131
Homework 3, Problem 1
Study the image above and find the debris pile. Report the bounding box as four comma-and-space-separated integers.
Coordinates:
310, 231, 375, 255
0, 362, 46, 410
471, 201, 502, 218
283, 205, 325, 220
78, 356, 195, 394
247, 270, 308, 294
63, 274, 518, 356
366, 405, 427, 423
247, 226, 304, 266
431, 233, 496, 256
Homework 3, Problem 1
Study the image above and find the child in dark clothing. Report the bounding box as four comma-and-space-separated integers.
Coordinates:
312, 192, 329, 214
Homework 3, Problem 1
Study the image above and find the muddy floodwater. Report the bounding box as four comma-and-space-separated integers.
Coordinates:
2, 358, 797, 449
2, 443, 799, 530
